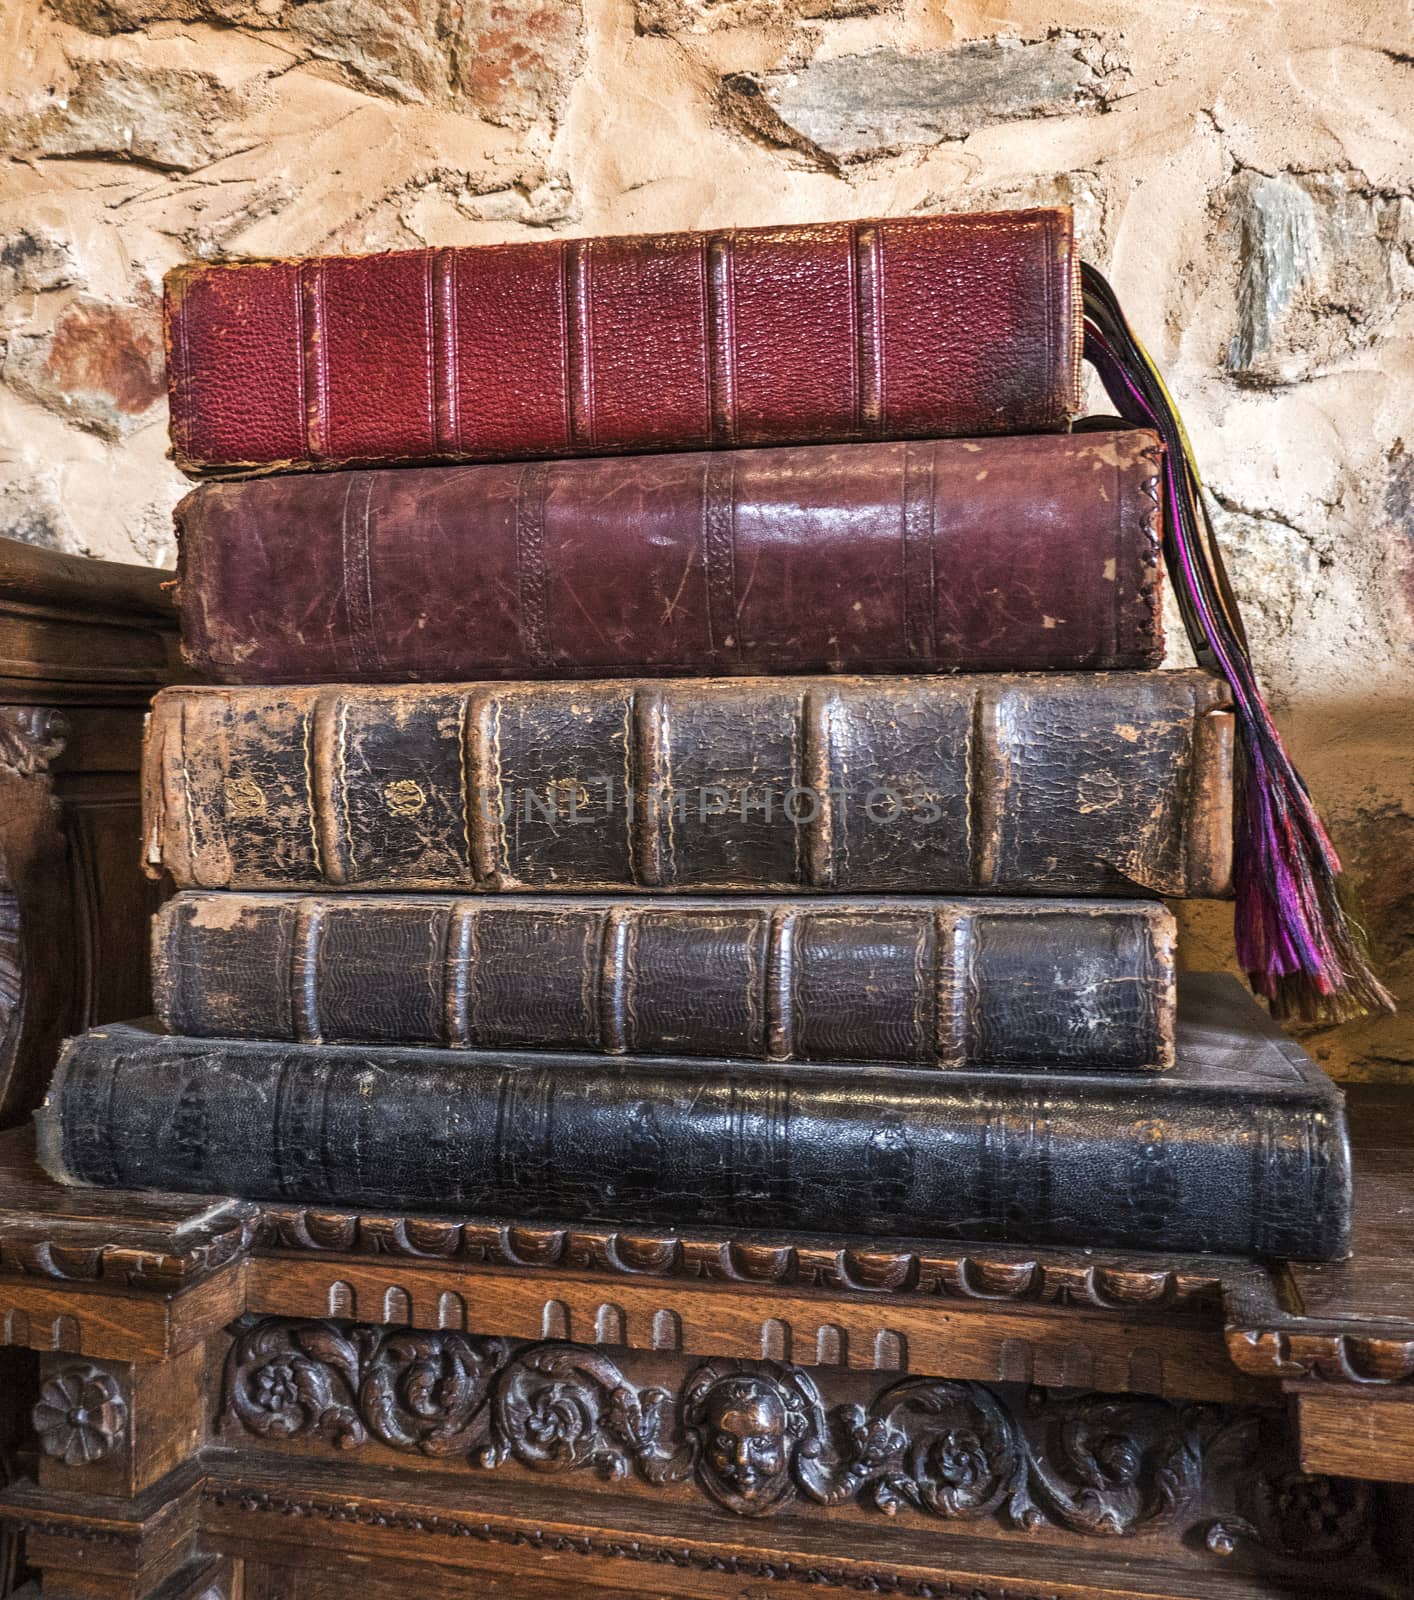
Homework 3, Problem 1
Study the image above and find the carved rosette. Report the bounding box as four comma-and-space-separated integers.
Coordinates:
220, 1318, 1378, 1568
1245, 1469, 1373, 1560
816, 1377, 1024, 1522
486, 1345, 687, 1486
1203, 1412, 1376, 1563
33, 1364, 127, 1466
225, 1320, 367, 1448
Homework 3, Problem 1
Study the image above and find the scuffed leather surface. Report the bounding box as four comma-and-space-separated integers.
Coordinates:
40, 977, 1352, 1260
177, 428, 1164, 683
142, 671, 1234, 897
153, 893, 1176, 1071
164, 209, 1080, 474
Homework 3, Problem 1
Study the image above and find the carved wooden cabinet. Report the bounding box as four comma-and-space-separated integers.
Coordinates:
0, 536, 177, 1131
0, 535, 177, 1596
0, 535, 1409, 1598
0, 1088, 1411, 1600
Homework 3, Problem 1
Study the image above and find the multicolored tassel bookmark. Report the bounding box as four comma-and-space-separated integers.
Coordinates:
1082, 264, 1394, 1025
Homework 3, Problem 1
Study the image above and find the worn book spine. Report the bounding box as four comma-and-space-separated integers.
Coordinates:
154, 894, 1177, 1071
142, 672, 1233, 897
163, 208, 1081, 475
176, 430, 1164, 683
37, 990, 1352, 1259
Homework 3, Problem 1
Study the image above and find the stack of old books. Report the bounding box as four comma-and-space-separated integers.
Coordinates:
37, 208, 1351, 1261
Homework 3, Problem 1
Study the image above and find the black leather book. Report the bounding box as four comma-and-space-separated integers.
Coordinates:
153, 893, 1178, 1071
142, 672, 1233, 897
37, 977, 1350, 1260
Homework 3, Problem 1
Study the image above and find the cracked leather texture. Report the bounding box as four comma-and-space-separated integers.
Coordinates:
39, 977, 1351, 1260
176, 428, 1163, 683
142, 671, 1233, 897
153, 893, 1176, 1071
163, 209, 1081, 475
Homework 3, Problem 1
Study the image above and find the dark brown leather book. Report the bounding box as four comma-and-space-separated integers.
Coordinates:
142, 672, 1233, 897
164, 209, 1080, 475
153, 894, 1177, 1071
37, 977, 1352, 1260
175, 429, 1164, 683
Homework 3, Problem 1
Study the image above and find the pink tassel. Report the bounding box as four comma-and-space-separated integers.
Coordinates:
1083, 266, 1393, 1025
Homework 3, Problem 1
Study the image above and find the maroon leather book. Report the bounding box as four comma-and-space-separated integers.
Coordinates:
177, 428, 1163, 683
164, 209, 1082, 475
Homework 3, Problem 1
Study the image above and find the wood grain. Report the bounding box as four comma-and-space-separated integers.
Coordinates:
1297, 1390, 1414, 1482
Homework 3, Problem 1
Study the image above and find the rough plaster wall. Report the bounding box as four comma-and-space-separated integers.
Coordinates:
0, 0, 1409, 1076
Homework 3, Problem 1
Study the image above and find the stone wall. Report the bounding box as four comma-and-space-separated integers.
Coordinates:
0, 0, 1409, 1075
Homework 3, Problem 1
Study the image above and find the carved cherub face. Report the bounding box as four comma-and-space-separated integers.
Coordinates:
703, 1380, 790, 1508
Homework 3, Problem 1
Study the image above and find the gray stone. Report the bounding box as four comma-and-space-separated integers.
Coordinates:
716, 74, 842, 173
8, 63, 254, 172
1205, 494, 1325, 641
1386, 440, 1414, 544
735, 37, 1125, 164
286, 0, 582, 124
46, 0, 582, 126
46, 0, 280, 32
1225, 169, 1414, 385
288, 0, 449, 104
0, 231, 75, 302
1386, 442, 1414, 632
0, 477, 66, 549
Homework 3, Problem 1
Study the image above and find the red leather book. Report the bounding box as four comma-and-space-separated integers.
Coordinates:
164, 208, 1081, 475
177, 428, 1162, 682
